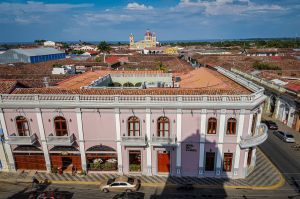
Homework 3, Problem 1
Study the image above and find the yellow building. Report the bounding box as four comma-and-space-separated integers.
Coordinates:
164, 47, 178, 54
129, 30, 157, 49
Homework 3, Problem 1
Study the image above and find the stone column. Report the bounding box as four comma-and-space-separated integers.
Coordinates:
273, 98, 281, 119
198, 109, 206, 176
0, 139, 9, 171
115, 108, 123, 174
176, 109, 182, 176
216, 109, 226, 176
75, 108, 87, 172
35, 108, 51, 172
0, 108, 16, 171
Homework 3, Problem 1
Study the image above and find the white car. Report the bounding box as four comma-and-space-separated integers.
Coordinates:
99, 176, 140, 193
275, 131, 295, 143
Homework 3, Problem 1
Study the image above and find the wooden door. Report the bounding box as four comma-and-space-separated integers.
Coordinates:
157, 151, 170, 173
14, 154, 46, 170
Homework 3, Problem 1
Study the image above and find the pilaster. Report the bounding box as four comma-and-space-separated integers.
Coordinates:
216, 109, 226, 176
75, 108, 87, 172
35, 108, 51, 172
0, 108, 16, 171
115, 108, 123, 173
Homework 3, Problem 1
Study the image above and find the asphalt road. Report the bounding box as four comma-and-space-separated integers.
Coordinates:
259, 129, 300, 196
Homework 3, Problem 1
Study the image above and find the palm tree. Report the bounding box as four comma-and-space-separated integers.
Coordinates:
97, 41, 111, 63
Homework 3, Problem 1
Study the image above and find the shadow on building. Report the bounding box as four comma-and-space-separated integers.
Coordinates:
113, 131, 229, 199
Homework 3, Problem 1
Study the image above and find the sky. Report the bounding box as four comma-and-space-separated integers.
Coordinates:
0, 0, 300, 42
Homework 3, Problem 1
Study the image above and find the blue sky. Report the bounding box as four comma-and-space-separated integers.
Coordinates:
0, 0, 299, 42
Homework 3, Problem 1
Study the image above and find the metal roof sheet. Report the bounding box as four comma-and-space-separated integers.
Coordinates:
12, 48, 64, 57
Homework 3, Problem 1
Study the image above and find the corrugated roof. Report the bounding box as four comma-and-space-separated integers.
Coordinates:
12, 48, 65, 57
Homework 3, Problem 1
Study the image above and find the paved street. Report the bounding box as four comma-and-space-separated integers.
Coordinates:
1, 181, 300, 199
259, 117, 300, 197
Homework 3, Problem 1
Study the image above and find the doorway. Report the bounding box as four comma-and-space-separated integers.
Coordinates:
157, 151, 170, 173
62, 157, 72, 171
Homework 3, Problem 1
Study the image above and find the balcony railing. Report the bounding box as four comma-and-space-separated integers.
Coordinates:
151, 136, 176, 146
121, 135, 146, 146
239, 124, 268, 149
46, 133, 75, 146
6, 133, 37, 145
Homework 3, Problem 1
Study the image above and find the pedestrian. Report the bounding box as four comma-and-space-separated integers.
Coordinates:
32, 176, 39, 188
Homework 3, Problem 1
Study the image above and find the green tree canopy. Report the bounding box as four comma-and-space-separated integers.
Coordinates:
98, 41, 111, 54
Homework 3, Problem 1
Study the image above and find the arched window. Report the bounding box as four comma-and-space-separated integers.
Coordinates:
157, 117, 170, 137
54, 116, 68, 136
207, 118, 217, 134
128, 116, 140, 136
16, 116, 30, 136
226, 118, 237, 135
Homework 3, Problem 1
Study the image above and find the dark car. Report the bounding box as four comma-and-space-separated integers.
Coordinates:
261, 120, 278, 130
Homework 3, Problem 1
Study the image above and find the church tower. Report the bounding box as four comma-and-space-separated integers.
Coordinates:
152, 32, 157, 47
129, 33, 135, 48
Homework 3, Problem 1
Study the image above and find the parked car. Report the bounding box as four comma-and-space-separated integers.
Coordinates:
274, 131, 295, 143
261, 120, 278, 130
100, 176, 140, 193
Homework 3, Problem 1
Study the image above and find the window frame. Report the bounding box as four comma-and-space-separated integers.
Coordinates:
207, 117, 217, 134
54, 116, 68, 136
157, 117, 170, 137
205, 152, 215, 171
223, 153, 233, 172
226, 118, 237, 135
15, 116, 30, 136
128, 116, 140, 136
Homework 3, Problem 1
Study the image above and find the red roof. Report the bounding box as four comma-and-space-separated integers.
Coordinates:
285, 83, 300, 92
105, 56, 128, 64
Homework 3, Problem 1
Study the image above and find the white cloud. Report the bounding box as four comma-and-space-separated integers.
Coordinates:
125, 2, 153, 11
177, 0, 284, 15
0, 1, 93, 13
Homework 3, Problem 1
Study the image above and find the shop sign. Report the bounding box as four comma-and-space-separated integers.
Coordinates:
186, 144, 196, 152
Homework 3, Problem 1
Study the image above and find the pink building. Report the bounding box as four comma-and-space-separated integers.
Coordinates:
0, 67, 267, 178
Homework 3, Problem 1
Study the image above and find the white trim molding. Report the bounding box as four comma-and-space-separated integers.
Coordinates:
199, 109, 207, 175
216, 109, 226, 175
234, 109, 245, 176
115, 108, 123, 174
176, 109, 182, 175
35, 108, 51, 172
75, 108, 87, 172
146, 108, 152, 175
0, 108, 16, 171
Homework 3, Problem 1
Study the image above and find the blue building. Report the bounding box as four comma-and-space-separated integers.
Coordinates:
0, 48, 66, 64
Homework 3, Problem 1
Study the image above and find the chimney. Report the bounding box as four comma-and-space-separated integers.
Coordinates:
43, 77, 49, 87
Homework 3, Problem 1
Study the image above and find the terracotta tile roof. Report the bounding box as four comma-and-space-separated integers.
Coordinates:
56, 70, 165, 89
105, 56, 128, 64
0, 80, 18, 94
12, 87, 250, 95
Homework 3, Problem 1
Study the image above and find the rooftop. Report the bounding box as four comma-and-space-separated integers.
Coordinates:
11, 48, 65, 57
21, 67, 252, 95
0, 80, 19, 94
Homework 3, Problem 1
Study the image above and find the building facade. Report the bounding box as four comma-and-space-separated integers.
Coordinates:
0, 67, 267, 179
129, 30, 157, 50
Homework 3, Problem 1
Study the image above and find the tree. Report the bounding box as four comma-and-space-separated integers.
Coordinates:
157, 61, 168, 72
98, 41, 111, 63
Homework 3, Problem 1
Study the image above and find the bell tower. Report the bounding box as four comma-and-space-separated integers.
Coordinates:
129, 33, 134, 48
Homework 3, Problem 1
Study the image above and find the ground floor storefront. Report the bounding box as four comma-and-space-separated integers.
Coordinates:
14, 153, 46, 170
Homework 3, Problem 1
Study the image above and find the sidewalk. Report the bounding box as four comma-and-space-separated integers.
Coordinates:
0, 149, 284, 190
